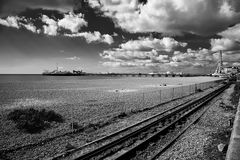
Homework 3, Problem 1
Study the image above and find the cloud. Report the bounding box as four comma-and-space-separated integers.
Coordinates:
100, 36, 188, 68
0, 10, 114, 45
41, 12, 87, 36
221, 50, 240, 62
0, 16, 40, 33
218, 23, 240, 42
41, 15, 58, 36
0, 12, 114, 45
99, 0, 240, 35
102, 34, 114, 45
171, 48, 215, 67
120, 37, 187, 52
233, 62, 240, 66
21, 23, 38, 33
210, 38, 240, 51
65, 31, 114, 44
100, 43, 227, 71
65, 56, 81, 60
102, 61, 140, 67
101, 49, 169, 62
58, 12, 87, 33
170, 48, 240, 69
0, 12, 87, 36
73, 0, 117, 35
0, 16, 20, 28
0, 0, 73, 16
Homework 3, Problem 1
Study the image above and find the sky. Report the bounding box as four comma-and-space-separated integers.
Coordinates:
0, 0, 240, 74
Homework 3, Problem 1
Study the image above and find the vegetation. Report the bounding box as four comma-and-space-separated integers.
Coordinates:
230, 82, 240, 107
196, 88, 203, 92
70, 122, 84, 130
8, 108, 64, 133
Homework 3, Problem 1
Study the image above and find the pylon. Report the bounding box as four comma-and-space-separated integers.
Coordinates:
214, 50, 224, 75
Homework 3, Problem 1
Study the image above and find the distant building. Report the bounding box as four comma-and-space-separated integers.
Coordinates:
166, 71, 173, 75
224, 67, 238, 75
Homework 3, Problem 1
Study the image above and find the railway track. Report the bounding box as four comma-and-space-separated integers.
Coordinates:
50, 82, 229, 160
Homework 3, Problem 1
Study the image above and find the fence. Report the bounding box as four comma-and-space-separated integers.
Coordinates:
78, 79, 225, 124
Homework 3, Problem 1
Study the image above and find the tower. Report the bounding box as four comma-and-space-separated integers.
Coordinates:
213, 50, 224, 76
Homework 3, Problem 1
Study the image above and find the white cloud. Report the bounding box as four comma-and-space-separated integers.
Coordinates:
102, 34, 114, 45
41, 15, 58, 36
171, 48, 215, 65
233, 62, 240, 66
0, 16, 40, 33
41, 13, 87, 36
102, 61, 139, 67
65, 56, 81, 60
120, 37, 187, 52
210, 38, 240, 51
58, 12, 87, 33
100, 48, 170, 68
218, 23, 240, 42
65, 31, 114, 44
101, 49, 169, 62
99, 0, 240, 35
21, 23, 38, 33
219, 1, 235, 18
101, 43, 240, 71
0, 16, 20, 28
100, 36, 188, 68
0, 12, 89, 36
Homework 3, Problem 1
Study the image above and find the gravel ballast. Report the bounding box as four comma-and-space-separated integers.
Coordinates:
157, 83, 239, 160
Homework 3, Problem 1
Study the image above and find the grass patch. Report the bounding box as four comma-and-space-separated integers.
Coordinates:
70, 122, 84, 130
117, 112, 128, 118
7, 108, 64, 133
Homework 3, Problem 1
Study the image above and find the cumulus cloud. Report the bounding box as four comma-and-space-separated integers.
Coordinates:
171, 48, 215, 67
20, 23, 38, 33
99, 0, 240, 35
65, 31, 114, 44
120, 37, 187, 52
65, 56, 81, 60
221, 50, 240, 62
102, 61, 140, 67
100, 36, 188, 67
0, 16, 40, 33
58, 12, 87, 33
100, 45, 229, 70
0, 12, 87, 36
41, 15, 58, 36
210, 38, 240, 51
0, 12, 114, 44
218, 23, 240, 42
0, 16, 20, 28
100, 49, 170, 67
101, 49, 169, 62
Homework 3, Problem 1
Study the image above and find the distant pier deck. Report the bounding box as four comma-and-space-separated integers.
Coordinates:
85, 73, 207, 77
